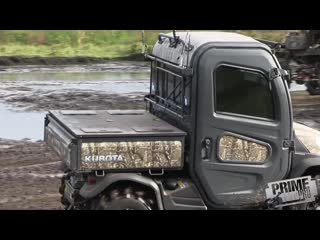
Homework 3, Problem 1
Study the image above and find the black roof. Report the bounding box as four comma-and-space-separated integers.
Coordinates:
151, 31, 270, 67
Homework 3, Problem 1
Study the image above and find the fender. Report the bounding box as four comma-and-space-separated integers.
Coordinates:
79, 173, 164, 210
289, 156, 320, 178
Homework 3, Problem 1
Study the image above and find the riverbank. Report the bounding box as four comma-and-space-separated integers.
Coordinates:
0, 30, 290, 66
0, 54, 146, 66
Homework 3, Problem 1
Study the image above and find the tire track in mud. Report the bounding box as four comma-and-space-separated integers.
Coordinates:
0, 193, 61, 204
0, 143, 64, 209
0, 161, 63, 177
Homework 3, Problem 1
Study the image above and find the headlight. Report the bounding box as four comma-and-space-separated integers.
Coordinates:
293, 122, 320, 155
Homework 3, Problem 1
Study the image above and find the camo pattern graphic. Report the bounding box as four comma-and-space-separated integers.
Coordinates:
218, 135, 269, 162
81, 141, 182, 170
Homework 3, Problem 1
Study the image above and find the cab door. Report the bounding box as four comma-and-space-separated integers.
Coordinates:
194, 47, 293, 207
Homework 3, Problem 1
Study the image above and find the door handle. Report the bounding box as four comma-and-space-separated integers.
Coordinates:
201, 137, 213, 160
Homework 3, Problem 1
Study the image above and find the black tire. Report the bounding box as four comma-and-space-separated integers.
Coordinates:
98, 198, 150, 210
288, 175, 320, 210
93, 186, 155, 210
295, 80, 305, 85
306, 81, 320, 95
289, 201, 318, 210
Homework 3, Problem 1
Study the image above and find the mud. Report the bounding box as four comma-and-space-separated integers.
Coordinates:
0, 89, 146, 209
4, 91, 145, 112
0, 90, 319, 210
0, 62, 319, 209
0, 138, 62, 209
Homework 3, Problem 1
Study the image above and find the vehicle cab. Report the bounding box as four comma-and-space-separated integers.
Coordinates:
146, 31, 295, 208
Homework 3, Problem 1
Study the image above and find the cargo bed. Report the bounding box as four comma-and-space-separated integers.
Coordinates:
44, 109, 186, 172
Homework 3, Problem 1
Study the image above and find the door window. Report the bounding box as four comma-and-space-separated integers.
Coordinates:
214, 65, 275, 120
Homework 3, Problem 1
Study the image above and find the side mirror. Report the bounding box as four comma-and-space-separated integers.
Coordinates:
269, 68, 290, 82
283, 70, 291, 83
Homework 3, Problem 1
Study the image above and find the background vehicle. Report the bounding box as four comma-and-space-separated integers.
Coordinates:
45, 31, 320, 210
270, 30, 320, 95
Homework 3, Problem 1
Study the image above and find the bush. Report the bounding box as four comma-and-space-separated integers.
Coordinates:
0, 30, 290, 58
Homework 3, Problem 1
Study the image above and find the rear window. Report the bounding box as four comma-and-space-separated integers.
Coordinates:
214, 65, 275, 120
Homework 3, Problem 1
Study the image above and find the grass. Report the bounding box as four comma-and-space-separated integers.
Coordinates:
0, 30, 290, 58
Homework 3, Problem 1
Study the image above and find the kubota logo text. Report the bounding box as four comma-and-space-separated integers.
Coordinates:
83, 155, 124, 162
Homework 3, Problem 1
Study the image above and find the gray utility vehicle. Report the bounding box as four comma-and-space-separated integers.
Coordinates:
44, 32, 320, 210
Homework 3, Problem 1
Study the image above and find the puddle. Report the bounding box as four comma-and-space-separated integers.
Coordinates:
0, 63, 150, 141
0, 103, 45, 141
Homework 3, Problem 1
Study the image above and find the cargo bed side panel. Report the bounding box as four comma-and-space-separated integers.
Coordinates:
44, 115, 78, 170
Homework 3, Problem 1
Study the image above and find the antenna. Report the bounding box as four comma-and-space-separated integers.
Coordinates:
186, 34, 191, 67
179, 32, 189, 67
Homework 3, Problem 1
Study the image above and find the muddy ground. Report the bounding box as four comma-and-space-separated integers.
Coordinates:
0, 89, 319, 209
0, 91, 146, 209
0, 138, 62, 209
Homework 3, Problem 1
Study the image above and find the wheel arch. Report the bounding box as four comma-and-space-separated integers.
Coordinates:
289, 157, 320, 178
79, 173, 164, 210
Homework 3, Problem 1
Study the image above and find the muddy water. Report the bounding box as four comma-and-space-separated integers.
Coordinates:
0, 62, 318, 141
0, 103, 44, 141
0, 62, 150, 141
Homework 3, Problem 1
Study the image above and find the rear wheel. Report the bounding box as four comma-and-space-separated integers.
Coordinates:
92, 185, 156, 210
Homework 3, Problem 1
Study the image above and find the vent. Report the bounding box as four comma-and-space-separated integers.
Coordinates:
106, 110, 145, 115
80, 128, 123, 133
132, 127, 174, 133
60, 110, 97, 115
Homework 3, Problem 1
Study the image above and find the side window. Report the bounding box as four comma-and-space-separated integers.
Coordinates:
214, 65, 275, 120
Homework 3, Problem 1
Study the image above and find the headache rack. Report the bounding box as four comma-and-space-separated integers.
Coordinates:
144, 54, 193, 120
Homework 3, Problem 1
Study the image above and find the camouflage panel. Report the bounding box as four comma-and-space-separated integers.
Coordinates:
218, 135, 269, 162
81, 141, 182, 170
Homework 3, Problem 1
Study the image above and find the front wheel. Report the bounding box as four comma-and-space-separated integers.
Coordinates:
306, 81, 320, 95
288, 175, 320, 210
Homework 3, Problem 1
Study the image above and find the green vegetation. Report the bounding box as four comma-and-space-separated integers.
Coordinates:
0, 30, 290, 58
